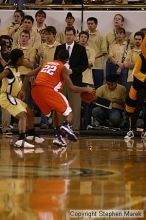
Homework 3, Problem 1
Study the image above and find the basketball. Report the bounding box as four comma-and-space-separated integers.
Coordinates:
80, 92, 96, 103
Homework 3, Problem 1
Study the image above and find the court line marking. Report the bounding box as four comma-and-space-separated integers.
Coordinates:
114, 196, 146, 210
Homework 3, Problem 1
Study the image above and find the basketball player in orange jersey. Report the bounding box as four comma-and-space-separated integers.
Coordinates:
28, 49, 95, 146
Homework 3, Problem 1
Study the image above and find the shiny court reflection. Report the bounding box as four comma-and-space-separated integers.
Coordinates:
0, 136, 146, 220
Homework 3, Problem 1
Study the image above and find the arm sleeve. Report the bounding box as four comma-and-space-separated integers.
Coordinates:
71, 46, 88, 76
96, 86, 104, 97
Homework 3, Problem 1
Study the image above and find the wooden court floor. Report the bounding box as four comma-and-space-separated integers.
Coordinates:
0, 135, 146, 220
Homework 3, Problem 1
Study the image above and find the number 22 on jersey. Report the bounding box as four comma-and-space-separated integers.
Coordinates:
41, 64, 57, 76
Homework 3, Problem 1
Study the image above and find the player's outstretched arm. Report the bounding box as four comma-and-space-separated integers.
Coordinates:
19, 66, 42, 100
62, 66, 95, 94
26, 66, 41, 76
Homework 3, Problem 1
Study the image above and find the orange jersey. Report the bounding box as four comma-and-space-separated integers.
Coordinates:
30, 179, 69, 220
34, 60, 64, 91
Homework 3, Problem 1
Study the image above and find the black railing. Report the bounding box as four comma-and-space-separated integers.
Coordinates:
0, 3, 17, 9
23, 3, 146, 10
0, 3, 146, 10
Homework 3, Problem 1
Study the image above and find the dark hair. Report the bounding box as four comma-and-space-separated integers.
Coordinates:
134, 31, 145, 40
114, 14, 124, 22
9, 49, 24, 65
14, 9, 25, 21
35, 10, 46, 18
44, 26, 56, 36
0, 35, 13, 50
116, 27, 126, 35
79, 31, 89, 39
87, 17, 98, 25
57, 49, 69, 62
66, 12, 74, 19
40, 28, 46, 34
24, 15, 34, 24
65, 26, 76, 35
140, 28, 146, 34
20, 30, 30, 38
14, 9, 25, 23
106, 74, 119, 83
0, 35, 13, 43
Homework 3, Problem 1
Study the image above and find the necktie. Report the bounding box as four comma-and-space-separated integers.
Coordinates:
67, 45, 71, 57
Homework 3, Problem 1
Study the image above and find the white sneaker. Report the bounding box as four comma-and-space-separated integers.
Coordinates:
14, 140, 34, 148
26, 136, 44, 144
124, 130, 134, 140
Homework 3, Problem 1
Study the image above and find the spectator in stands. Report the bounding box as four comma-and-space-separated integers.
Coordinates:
14, 30, 37, 76
79, 31, 95, 86
33, 10, 47, 34
79, 30, 95, 128
86, 17, 107, 88
92, 74, 126, 128
106, 14, 125, 50
54, 26, 88, 131
124, 31, 144, 93
40, 28, 47, 43
57, 12, 79, 44
106, 13, 132, 50
140, 28, 146, 35
12, 15, 41, 50
37, 26, 60, 64
107, 27, 129, 88
6, 10, 25, 38
13, 29, 37, 109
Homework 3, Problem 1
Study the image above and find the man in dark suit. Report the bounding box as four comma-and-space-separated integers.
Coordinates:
54, 27, 88, 131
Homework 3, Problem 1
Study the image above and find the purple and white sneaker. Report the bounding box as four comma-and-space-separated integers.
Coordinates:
53, 134, 67, 147
60, 124, 78, 141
